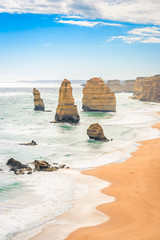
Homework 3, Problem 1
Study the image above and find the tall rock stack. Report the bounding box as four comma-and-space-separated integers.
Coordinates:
107, 80, 122, 93
133, 75, 160, 102
33, 88, 45, 111
122, 80, 135, 93
82, 77, 116, 112
55, 79, 80, 123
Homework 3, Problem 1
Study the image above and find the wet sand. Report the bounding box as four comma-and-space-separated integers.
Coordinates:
66, 123, 160, 240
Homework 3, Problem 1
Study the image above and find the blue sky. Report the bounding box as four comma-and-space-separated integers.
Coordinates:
0, 0, 160, 81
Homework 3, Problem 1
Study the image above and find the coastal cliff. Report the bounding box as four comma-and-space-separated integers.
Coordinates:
133, 75, 160, 102
55, 79, 80, 123
107, 80, 122, 93
122, 80, 135, 93
33, 88, 45, 111
82, 77, 116, 112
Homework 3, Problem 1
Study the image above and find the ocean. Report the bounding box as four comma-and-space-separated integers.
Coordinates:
0, 81, 160, 240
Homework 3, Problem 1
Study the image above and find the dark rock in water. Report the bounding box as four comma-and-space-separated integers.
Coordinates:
7, 158, 27, 169
0, 168, 3, 171
19, 140, 37, 146
87, 123, 109, 142
34, 160, 49, 170
34, 160, 59, 171
7, 158, 69, 175
33, 88, 45, 111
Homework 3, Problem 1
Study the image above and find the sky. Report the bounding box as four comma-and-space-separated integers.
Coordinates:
0, 0, 160, 82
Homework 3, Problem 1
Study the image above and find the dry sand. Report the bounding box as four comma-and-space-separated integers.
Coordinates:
66, 123, 160, 240
29, 123, 160, 240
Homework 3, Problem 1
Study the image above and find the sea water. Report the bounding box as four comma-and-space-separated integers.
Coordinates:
0, 82, 159, 240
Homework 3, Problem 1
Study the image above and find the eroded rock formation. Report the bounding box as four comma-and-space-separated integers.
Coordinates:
133, 75, 160, 102
87, 123, 109, 141
33, 88, 45, 111
122, 80, 135, 93
82, 77, 116, 112
55, 79, 80, 123
107, 80, 122, 93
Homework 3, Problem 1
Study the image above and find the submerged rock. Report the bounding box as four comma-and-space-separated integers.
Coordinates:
55, 79, 80, 123
33, 88, 45, 111
82, 77, 116, 112
133, 75, 160, 102
19, 140, 37, 146
7, 158, 27, 169
87, 123, 109, 142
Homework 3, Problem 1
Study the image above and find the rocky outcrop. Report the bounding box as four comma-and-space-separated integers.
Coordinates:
107, 80, 122, 93
87, 123, 109, 141
82, 77, 116, 112
33, 88, 45, 111
19, 140, 37, 146
7, 158, 27, 169
55, 79, 80, 123
122, 80, 135, 93
34, 160, 58, 171
6, 158, 69, 175
133, 75, 160, 102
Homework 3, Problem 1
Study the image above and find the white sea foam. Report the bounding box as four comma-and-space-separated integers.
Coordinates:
0, 86, 159, 239
0, 171, 88, 240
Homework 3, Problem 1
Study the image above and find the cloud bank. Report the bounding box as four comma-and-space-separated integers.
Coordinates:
0, 0, 160, 25
108, 27, 160, 43
56, 19, 122, 27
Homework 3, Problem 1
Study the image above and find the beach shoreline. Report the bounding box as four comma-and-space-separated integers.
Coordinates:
14, 169, 113, 240
66, 123, 160, 240
27, 123, 160, 240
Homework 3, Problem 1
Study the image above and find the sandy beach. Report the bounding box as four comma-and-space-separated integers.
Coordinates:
29, 123, 160, 240
66, 123, 160, 240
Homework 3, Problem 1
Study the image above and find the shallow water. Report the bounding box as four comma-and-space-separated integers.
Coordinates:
0, 82, 159, 239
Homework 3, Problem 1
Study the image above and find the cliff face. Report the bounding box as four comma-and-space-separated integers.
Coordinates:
133, 75, 160, 103
33, 88, 45, 111
55, 79, 80, 123
107, 80, 122, 93
122, 80, 135, 93
82, 77, 116, 112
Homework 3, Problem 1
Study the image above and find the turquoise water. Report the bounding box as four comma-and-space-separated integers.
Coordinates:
0, 82, 160, 239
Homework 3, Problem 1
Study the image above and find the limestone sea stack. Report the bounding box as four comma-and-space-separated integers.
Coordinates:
122, 80, 135, 93
87, 123, 109, 141
133, 75, 160, 102
82, 77, 116, 112
55, 79, 80, 123
33, 88, 45, 111
107, 80, 122, 93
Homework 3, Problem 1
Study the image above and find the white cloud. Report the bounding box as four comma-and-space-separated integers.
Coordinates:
108, 26, 160, 44
56, 19, 122, 27
129, 27, 160, 37
0, 0, 160, 25
62, 15, 83, 19
141, 36, 160, 43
